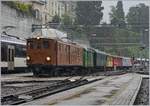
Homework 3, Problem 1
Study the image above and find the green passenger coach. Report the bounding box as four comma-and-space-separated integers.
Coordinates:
94, 50, 107, 70
83, 48, 94, 68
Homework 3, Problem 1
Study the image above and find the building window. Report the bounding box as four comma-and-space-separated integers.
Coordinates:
35, 9, 40, 19
45, 15, 47, 23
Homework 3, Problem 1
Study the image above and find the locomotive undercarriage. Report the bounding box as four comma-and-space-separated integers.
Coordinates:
1, 67, 28, 74
28, 65, 131, 77
29, 64, 95, 77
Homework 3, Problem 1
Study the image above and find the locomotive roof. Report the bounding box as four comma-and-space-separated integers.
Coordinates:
57, 39, 82, 48
30, 28, 67, 40
94, 49, 107, 55
1, 34, 26, 45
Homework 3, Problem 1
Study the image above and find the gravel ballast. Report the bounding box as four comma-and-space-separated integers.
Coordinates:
134, 78, 149, 105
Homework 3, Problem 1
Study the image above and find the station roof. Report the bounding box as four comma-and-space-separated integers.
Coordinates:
1, 34, 26, 45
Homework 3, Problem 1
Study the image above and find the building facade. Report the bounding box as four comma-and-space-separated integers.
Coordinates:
1, 1, 76, 39
46, 0, 76, 22
46, 0, 65, 21
23, 0, 48, 24
1, 1, 42, 39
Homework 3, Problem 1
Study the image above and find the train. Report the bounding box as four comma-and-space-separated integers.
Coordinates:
1, 29, 148, 75
26, 29, 134, 76
134, 58, 149, 70
1, 33, 27, 73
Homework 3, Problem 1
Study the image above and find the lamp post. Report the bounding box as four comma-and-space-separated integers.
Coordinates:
139, 44, 146, 71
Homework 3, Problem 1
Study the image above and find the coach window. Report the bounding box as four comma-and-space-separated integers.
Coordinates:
8, 48, 11, 61
12, 49, 14, 61
15, 45, 26, 57
15, 45, 19, 57
1, 44, 7, 61
43, 40, 49, 49
22, 46, 26, 57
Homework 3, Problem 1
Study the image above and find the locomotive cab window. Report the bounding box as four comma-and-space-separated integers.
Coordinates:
27, 41, 34, 49
43, 40, 49, 48
37, 42, 41, 49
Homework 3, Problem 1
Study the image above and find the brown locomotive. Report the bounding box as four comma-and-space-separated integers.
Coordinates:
27, 37, 83, 76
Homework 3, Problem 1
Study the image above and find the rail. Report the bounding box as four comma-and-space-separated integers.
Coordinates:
1, 76, 100, 105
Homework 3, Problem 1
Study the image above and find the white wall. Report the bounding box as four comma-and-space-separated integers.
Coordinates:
1, 3, 42, 39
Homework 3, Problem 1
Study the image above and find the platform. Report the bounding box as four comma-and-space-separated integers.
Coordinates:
1, 72, 105, 82
22, 73, 142, 105
1, 73, 81, 82
107, 74, 142, 105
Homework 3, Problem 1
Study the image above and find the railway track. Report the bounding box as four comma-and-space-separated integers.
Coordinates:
1, 77, 100, 105
1, 70, 129, 105
1, 80, 61, 85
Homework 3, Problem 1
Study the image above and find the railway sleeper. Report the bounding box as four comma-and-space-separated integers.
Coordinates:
1, 78, 100, 105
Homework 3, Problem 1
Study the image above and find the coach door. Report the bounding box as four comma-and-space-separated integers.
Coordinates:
7, 45, 15, 70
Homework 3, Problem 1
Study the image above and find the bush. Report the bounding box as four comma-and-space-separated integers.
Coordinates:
2, 1, 33, 16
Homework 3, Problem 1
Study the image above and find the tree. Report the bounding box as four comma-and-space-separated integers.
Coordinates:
51, 15, 61, 23
74, 1, 104, 40
75, 1, 104, 25
126, 3, 149, 33
62, 13, 72, 25
109, 1, 126, 28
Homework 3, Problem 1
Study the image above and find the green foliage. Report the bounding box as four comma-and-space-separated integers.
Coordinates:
125, 47, 148, 58
2, 1, 33, 16
15, 1, 31, 13
110, 28, 141, 57
62, 14, 72, 25
60, 1, 104, 45
126, 3, 149, 33
109, 1, 126, 28
116, 1, 125, 20
51, 15, 61, 23
90, 26, 143, 57
112, 28, 140, 43
75, 1, 104, 25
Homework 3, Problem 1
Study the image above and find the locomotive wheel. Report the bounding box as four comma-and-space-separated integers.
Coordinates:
33, 67, 41, 77
33, 71, 39, 77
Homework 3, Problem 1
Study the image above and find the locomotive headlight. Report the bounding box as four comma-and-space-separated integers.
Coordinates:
27, 56, 30, 60
46, 57, 51, 61
37, 36, 40, 40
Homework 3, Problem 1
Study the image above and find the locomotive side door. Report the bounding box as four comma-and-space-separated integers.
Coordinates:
7, 45, 15, 70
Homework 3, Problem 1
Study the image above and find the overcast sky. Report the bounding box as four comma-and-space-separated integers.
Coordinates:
101, 0, 150, 23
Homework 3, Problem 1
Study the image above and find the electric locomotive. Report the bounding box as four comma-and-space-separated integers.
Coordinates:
27, 29, 84, 76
